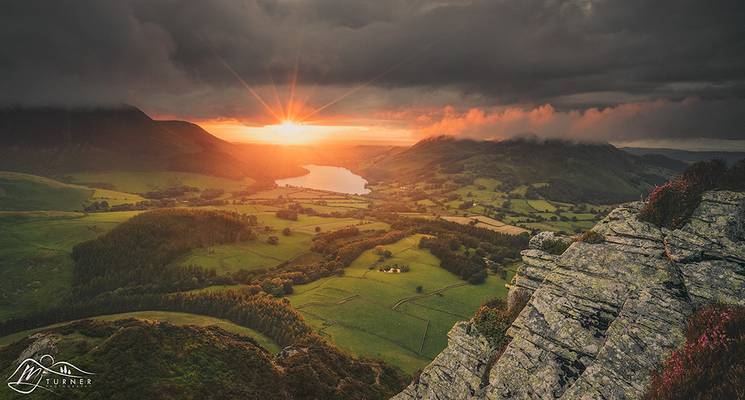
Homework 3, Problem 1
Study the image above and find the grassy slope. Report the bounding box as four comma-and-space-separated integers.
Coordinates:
0, 211, 139, 320
288, 234, 515, 373
173, 209, 388, 274
0, 171, 143, 211
0, 171, 92, 211
68, 170, 255, 193
0, 311, 280, 353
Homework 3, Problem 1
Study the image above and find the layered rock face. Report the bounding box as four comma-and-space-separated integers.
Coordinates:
394, 191, 745, 400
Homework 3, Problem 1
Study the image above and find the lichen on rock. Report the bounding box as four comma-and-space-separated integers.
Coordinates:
393, 191, 745, 400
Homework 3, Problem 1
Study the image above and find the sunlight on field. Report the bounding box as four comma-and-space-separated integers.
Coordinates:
68, 170, 254, 193
288, 234, 515, 373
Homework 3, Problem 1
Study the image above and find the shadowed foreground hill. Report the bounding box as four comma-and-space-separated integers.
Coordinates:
0, 319, 406, 400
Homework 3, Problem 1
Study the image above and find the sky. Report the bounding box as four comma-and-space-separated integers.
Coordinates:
1, 0, 745, 148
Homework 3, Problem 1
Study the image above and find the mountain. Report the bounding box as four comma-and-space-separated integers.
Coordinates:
623, 147, 745, 166
394, 190, 745, 400
0, 106, 305, 180
364, 136, 682, 204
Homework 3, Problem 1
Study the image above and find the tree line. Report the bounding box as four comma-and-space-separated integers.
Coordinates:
71, 209, 253, 299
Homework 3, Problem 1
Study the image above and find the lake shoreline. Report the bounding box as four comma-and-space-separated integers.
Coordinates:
275, 164, 371, 195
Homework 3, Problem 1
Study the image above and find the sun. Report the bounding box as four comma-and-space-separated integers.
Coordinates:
266, 120, 313, 144
276, 120, 303, 135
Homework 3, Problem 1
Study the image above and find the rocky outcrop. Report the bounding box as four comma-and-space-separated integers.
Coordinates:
393, 322, 495, 400
15, 332, 60, 364
393, 191, 745, 400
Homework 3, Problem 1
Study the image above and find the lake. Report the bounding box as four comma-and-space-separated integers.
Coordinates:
275, 164, 371, 195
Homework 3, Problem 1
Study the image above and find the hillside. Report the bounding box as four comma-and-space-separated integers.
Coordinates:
364, 136, 681, 204
0, 106, 306, 180
0, 171, 143, 211
393, 190, 745, 400
0, 318, 406, 399
623, 147, 745, 166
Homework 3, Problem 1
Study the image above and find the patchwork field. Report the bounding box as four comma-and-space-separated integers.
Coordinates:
441, 215, 529, 235
0, 311, 280, 353
288, 234, 515, 373
373, 176, 611, 234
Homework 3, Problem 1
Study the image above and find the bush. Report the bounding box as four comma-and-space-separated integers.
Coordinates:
282, 227, 291, 236
639, 159, 744, 229
543, 238, 571, 255
644, 303, 745, 400
459, 200, 474, 210
680, 159, 727, 189
473, 294, 529, 349
578, 230, 604, 244
276, 209, 298, 221
638, 180, 698, 229
267, 236, 279, 245
467, 269, 487, 284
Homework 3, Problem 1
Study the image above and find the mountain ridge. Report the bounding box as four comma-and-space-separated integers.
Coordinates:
0, 105, 308, 180
364, 135, 682, 204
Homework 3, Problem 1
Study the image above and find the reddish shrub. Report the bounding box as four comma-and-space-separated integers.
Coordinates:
577, 229, 605, 244
680, 159, 727, 189
639, 180, 701, 229
644, 304, 745, 400
639, 159, 745, 229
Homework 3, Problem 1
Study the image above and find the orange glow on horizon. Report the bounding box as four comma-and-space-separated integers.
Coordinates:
198, 118, 415, 145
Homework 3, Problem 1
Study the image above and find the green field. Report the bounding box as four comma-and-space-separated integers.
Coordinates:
0, 211, 139, 319
0, 311, 280, 353
68, 170, 255, 193
0, 171, 144, 212
527, 199, 557, 212
174, 211, 389, 273
288, 234, 514, 373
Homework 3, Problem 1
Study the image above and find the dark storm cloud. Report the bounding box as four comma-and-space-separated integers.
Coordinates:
1, 0, 744, 139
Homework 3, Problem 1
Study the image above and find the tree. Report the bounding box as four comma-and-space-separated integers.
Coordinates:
276, 209, 298, 221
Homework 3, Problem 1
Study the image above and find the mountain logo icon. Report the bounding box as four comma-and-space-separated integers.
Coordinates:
7, 354, 95, 395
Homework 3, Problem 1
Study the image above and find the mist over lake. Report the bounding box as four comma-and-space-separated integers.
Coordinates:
275, 164, 370, 195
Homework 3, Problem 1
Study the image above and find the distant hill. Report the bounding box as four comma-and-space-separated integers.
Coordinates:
623, 147, 745, 166
364, 136, 680, 204
0, 106, 305, 180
